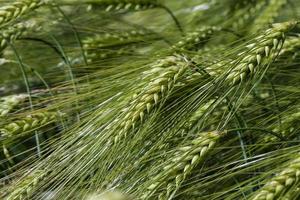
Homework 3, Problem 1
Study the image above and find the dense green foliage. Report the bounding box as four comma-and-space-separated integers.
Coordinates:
0, 0, 300, 199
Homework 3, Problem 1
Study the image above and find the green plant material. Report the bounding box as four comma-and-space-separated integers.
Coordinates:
0, 111, 63, 139
250, 0, 288, 33
139, 99, 219, 165
0, 94, 27, 117
230, 1, 266, 30
59, 0, 184, 34
182, 99, 215, 132
61, 0, 160, 11
274, 110, 300, 138
172, 26, 221, 52
251, 155, 300, 200
2, 145, 14, 165
0, 23, 31, 53
263, 109, 300, 143
83, 29, 161, 63
0, 0, 44, 27
85, 191, 132, 200
279, 36, 300, 58
101, 0, 159, 12
0, 1, 299, 199
6, 170, 47, 200
114, 55, 190, 143
142, 131, 226, 200
227, 0, 257, 12
226, 21, 297, 85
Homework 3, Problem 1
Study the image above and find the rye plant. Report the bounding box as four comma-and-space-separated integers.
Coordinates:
0, 0, 299, 199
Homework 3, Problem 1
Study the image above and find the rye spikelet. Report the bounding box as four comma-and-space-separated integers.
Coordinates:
181, 100, 215, 133
89, 0, 159, 12
226, 21, 297, 85
83, 30, 160, 62
0, 21, 37, 53
0, 24, 26, 53
0, 94, 27, 117
251, 156, 300, 200
142, 131, 225, 200
0, 0, 44, 27
274, 110, 300, 138
250, 0, 288, 33
0, 111, 62, 139
6, 170, 47, 200
151, 100, 217, 155
172, 26, 221, 52
263, 109, 300, 143
114, 55, 190, 143
75, 0, 183, 34
279, 36, 300, 58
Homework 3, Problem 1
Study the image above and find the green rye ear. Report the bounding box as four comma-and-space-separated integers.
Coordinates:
0, 0, 44, 27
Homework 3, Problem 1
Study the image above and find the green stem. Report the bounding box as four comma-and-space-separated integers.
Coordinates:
50, 35, 81, 122
7, 42, 41, 158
